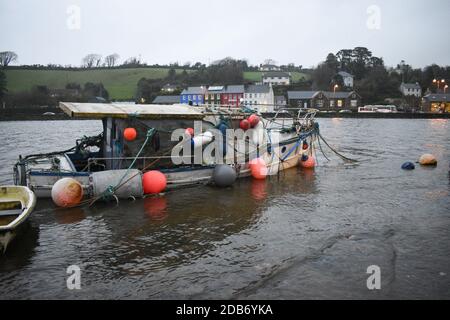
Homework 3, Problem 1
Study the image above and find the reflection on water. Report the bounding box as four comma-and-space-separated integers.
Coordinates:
0, 119, 449, 299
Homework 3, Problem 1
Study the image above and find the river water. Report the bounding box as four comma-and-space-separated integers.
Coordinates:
0, 119, 449, 299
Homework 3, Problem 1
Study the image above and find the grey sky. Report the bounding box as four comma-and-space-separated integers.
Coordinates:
1, 0, 448, 68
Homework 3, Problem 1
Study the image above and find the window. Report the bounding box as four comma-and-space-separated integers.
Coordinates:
188, 95, 192, 100
217, 94, 220, 99
337, 100, 343, 107
316, 99, 324, 108
330, 100, 335, 107
351, 100, 357, 107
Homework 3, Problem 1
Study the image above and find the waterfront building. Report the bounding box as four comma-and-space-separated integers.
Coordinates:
275, 95, 287, 108
422, 93, 450, 113
221, 85, 245, 107
205, 86, 225, 106
180, 86, 206, 105
259, 64, 281, 71
243, 84, 275, 112
152, 95, 180, 104
287, 90, 361, 110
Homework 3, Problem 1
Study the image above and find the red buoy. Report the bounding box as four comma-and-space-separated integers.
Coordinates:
248, 114, 260, 128
300, 156, 315, 169
124, 128, 137, 141
249, 158, 267, 180
302, 141, 309, 150
142, 170, 167, 194
185, 127, 194, 137
239, 119, 250, 131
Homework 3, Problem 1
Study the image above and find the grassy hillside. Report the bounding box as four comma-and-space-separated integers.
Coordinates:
5, 68, 311, 100
4, 68, 188, 100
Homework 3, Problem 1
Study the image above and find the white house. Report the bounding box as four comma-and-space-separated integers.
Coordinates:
338, 71, 354, 88
400, 83, 422, 97
243, 84, 275, 112
259, 64, 281, 71
262, 71, 291, 86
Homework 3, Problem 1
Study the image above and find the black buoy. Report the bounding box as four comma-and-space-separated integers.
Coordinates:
401, 162, 415, 170
213, 165, 236, 188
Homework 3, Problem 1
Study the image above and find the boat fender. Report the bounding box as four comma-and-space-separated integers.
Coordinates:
300, 156, 316, 169
249, 158, 268, 180
213, 165, 237, 188
90, 169, 143, 199
142, 171, 167, 194
51, 178, 84, 207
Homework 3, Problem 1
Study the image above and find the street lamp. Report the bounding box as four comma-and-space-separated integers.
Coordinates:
432, 78, 446, 91
445, 84, 449, 93
333, 84, 339, 93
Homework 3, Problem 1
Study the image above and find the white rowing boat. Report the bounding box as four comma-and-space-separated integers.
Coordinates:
0, 186, 36, 253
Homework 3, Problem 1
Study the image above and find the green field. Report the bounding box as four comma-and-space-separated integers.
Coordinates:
243, 71, 310, 82
4, 68, 188, 100
4, 68, 310, 100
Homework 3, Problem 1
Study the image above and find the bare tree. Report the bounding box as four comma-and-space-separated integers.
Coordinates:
263, 58, 277, 66
0, 51, 18, 66
104, 53, 120, 68
82, 54, 102, 68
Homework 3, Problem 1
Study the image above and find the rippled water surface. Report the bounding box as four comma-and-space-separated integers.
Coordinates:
0, 119, 449, 299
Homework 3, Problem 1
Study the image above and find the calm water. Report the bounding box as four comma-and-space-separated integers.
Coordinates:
0, 119, 449, 299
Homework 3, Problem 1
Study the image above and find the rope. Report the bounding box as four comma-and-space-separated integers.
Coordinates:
318, 132, 358, 163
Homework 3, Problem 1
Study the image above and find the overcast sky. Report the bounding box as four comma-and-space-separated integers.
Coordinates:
1, 0, 448, 68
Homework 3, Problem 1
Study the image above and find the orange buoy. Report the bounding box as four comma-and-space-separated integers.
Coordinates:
123, 127, 137, 141
185, 127, 194, 137
240, 119, 250, 131
51, 178, 84, 207
142, 170, 167, 194
419, 154, 437, 166
248, 114, 260, 128
300, 155, 315, 169
249, 158, 267, 180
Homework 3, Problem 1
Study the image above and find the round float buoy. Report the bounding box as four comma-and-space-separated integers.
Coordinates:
185, 127, 194, 137
123, 128, 137, 141
142, 171, 167, 194
240, 119, 250, 131
401, 162, 415, 170
250, 158, 267, 180
302, 141, 309, 150
51, 178, 83, 207
248, 114, 260, 128
419, 154, 437, 166
300, 155, 315, 169
213, 165, 237, 187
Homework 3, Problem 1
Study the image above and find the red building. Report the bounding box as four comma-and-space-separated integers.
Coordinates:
221, 85, 245, 107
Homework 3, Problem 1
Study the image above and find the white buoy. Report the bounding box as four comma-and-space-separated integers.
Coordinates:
51, 178, 83, 207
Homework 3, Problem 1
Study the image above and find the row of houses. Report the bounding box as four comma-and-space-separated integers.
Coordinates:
174, 84, 277, 112
153, 85, 362, 112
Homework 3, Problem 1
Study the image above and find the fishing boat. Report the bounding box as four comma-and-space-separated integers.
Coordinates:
0, 186, 36, 253
13, 102, 320, 200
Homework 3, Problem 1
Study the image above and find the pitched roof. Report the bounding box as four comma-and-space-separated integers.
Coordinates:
323, 91, 353, 99
152, 95, 180, 104
423, 93, 449, 102
225, 85, 245, 93
246, 84, 272, 94
338, 71, 353, 78
287, 91, 317, 100
263, 71, 290, 78
400, 83, 421, 90
181, 86, 206, 95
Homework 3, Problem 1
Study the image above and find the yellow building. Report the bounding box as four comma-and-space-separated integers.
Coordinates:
422, 93, 450, 113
